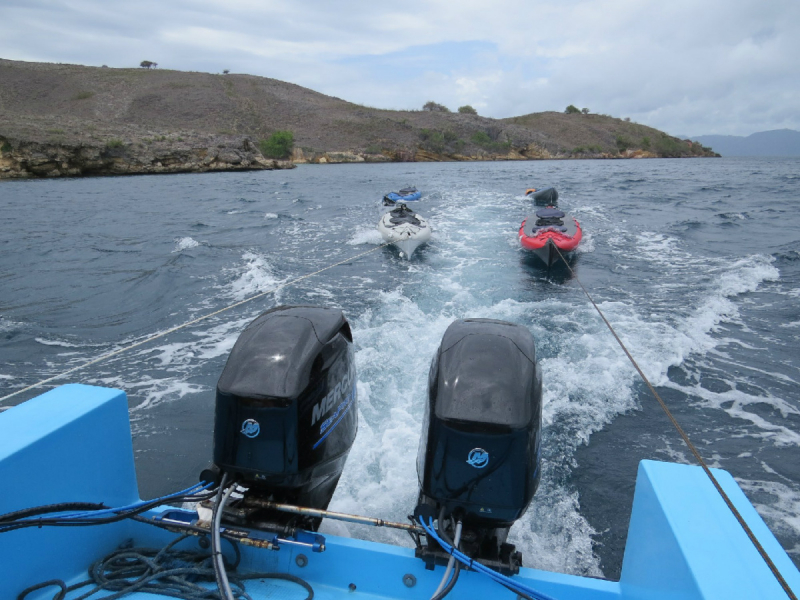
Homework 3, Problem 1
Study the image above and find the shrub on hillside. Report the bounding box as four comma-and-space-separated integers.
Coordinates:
260, 131, 294, 159
485, 125, 503, 141
458, 105, 478, 115
423, 101, 450, 112
471, 131, 492, 145
471, 130, 512, 153
419, 129, 464, 154
419, 129, 446, 153
565, 105, 580, 114
654, 134, 686, 158
105, 139, 125, 149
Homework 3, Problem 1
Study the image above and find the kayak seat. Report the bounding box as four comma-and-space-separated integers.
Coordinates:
389, 205, 421, 226
535, 207, 565, 227
390, 215, 422, 226
532, 226, 568, 233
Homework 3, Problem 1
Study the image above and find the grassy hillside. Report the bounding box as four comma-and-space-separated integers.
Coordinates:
0, 58, 717, 177
506, 112, 714, 158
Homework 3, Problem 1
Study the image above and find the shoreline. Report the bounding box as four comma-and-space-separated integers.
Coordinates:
0, 136, 295, 180
1, 141, 715, 181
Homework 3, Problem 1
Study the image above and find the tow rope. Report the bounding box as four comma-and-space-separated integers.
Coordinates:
552, 245, 797, 600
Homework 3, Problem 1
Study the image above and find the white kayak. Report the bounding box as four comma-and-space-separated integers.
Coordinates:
377, 203, 431, 259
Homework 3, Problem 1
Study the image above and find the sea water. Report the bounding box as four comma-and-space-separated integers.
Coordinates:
1, 158, 798, 579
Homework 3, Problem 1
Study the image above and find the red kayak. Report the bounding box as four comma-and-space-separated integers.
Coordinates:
519, 206, 582, 267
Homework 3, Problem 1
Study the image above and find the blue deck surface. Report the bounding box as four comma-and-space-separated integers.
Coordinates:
1, 384, 798, 599
385, 191, 422, 202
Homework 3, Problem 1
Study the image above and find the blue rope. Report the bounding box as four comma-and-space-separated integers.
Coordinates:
420, 517, 558, 600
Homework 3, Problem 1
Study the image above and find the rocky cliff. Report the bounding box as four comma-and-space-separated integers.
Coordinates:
0, 132, 291, 179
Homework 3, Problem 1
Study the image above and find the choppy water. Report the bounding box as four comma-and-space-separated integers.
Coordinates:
1, 158, 799, 579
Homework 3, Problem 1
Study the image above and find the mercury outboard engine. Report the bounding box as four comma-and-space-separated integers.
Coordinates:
415, 318, 542, 574
209, 305, 357, 531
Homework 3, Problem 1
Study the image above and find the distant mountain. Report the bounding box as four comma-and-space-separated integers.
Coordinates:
689, 129, 800, 157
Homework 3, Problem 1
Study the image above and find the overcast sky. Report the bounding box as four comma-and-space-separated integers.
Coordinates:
2, 0, 798, 136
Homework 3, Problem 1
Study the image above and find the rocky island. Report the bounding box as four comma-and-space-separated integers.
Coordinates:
0, 59, 718, 180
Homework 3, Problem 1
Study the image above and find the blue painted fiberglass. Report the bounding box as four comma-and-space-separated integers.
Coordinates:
385, 190, 422, 202
1, 384, 798, 599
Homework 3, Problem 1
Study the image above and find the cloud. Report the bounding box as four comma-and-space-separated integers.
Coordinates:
0, 0, 798, 135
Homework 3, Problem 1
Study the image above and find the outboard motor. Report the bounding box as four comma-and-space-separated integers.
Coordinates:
415, 318, 542, 573
210, 305, 357, 531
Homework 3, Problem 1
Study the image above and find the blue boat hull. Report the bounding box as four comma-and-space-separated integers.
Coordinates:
385, 191, 422, 202
2, 384, 799, 599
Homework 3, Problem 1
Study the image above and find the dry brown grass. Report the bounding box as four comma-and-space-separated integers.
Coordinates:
0, 59, 715, 159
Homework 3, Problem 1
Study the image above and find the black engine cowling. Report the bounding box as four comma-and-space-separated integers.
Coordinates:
416, 318, 542, 569
212, 305, 356, 513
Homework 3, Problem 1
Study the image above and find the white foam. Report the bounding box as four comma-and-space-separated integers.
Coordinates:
78, 311, 264, 422
635, 232, 692, 267
34, 337, 82, 348
737, 478, 800, 547
133, 315, 252, 370
224, 251, 284, 301
668, 255, 780, 360
598, 252, 797, 446
328, 293, 459, 548
264, 213, 278, 219
620, 239, 782, 382
572, 205, 607, 221
173, 237, 200, 252
0, 317, 21, 333
327, 286, 622, 575
347, 228, 383, 246
666, 382, 800, 446
510, 489, 603, 576
125, 378, 206, 417
575, 230, 595, 254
